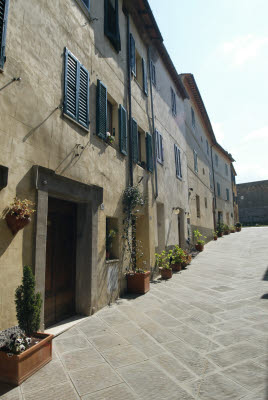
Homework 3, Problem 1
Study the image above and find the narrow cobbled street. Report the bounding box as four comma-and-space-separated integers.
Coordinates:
2, 227, 268, 400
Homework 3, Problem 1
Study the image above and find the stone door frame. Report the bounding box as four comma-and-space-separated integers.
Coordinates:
33, 166, 103, 331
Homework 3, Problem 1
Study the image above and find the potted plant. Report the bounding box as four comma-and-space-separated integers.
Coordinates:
217, 222, 224, 237
181, 251, 192, 269
169, 246, 186, 272
106, 132, 115, 145
106, 228, 118, 260
230, 225, 235, 233
235, 222, 242, 232
5, 198, 35, 235
213, 231, 218, 240
0, 266, 53, 385
155, 251, 172, 279
194, 229, 206, 251
123, 185, 150, 294
223, 224, 230, 235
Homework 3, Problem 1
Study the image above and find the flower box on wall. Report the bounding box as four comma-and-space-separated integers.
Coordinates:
0, 333, 53, 386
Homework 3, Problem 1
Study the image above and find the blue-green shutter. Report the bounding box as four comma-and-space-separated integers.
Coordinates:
130, 34, 136, 76
78, 65, 89, 128
146, 132, 153, 172
132, 118, 138, 163
119, 105, 127, 155
142, 58, 148, 95
104, 0, 121, 52
0, 0, 9, 70
96, 79, 107, 140
64, 48, 90, 129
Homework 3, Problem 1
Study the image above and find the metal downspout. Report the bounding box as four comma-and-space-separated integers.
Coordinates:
210, 144, 217, 230
148, 47, 158, 198
126, 13, 133, 187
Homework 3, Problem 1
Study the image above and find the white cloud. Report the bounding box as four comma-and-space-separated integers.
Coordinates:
211, 121, 225, 145
236, 162, 268, 183
223, 34, 268, 66
244, 126, 268, 142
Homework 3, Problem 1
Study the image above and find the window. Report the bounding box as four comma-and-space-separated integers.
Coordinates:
150, 61, 156, 86
209, 171, 213, 189
132, 119, 153, 173
218, 211, 223, 223
119, 105, 127, 155
156, 130, 164, 164
64, 48, 90, 129
217, 182, 221, 197
191, 107, 195, 129
215, 154, 219, 167
226, 188, 230, 201
205, 197, 208, 208
130, 35, 147, 95
171, 88, 176, 116
0, 0, 9, 70
193, 150, 198, 173
104, 0, 121, 52
81, 0, 90, 9
202, 168, 205, 175
196, 195, 200, 218
106, 217, 119, 260
107, 100, 113, 136
146, 132, 153, 172
225, 163, 228, 176
77, 0, 90, 12
206, 140, 209, 155
174, 144, 182, 179
138, 130, 147, 168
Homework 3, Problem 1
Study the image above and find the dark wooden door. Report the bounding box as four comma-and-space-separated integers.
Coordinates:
45, 197, 77, 328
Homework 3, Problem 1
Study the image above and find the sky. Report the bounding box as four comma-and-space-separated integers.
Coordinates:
149, 0, 268, 183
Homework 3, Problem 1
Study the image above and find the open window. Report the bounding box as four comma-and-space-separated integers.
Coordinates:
104, 0, 121, 52
130, 34, 148, 95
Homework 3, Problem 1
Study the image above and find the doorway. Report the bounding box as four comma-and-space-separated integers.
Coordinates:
45, 197, 77, 327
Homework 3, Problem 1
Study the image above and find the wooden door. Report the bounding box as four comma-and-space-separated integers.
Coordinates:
45, 197, 77, 328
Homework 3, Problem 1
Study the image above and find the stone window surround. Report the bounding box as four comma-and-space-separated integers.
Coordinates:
33, 166, 103, 331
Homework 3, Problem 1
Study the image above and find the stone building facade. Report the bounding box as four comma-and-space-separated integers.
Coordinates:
237, 180, 268, 225
0, 0, 236, 330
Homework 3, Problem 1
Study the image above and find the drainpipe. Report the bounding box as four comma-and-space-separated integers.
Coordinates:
125, 12, 133, 187
148, 46, 158, 198
210, 144, 217, 230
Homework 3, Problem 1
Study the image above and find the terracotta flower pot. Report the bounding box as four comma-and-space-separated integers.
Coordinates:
181, 262, 188, 269
127, 271, 150, 294
161, 268, 172, 279
0, 333, 53, 386
195, 243, 204, 252
224, 231, 230, 235
213, 236, 218, 241
171, 263, 181, 272
217, 232, 223, 237
236, 227, 241, 232
5, 212, 31, 235
230, 230, 235, 233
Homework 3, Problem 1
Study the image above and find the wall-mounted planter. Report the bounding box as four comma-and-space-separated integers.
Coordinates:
127, 271, 150, 294
0, 333, 53, 386
5, 212, 31, 235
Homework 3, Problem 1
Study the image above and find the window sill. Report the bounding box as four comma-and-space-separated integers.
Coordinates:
75, 0, 92, 20
63, 112, 89, 133
106, 259, 119, 265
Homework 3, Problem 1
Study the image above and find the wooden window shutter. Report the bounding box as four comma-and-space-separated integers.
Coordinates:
64, 48, 90, 129
119, 105, 127, 155
96, 79, 107, 140
0, 0, 9, 70
130, 33, 136, 76
160, 134, 164, 162
174, 144, 178, 176
78, 65, 90, 128
132, 118, 138, 163
146, 132, 153, 172
142, 58, 148, 95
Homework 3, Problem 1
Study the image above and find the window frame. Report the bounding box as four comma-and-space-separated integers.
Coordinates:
174, 144, 182, 179
156, 130, 164, 165
196, 195, 201, 218
104, 0, 121, 53
171, 87, 177, 116
150, 61, 156, 86
217, 182, 221, 197
226, 188, 230, 201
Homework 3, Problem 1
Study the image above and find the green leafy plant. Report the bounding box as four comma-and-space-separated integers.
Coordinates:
235, 222, 241, 228
217, 222, 224, 234
194, 229, 206, 245
15, 266, 42, 337
170, 246, 186, 265
122, 184, 146, 272
155, 251, 171, 270
106, 228, 118, 251
106, 132, 115, 145
213, 231, 217, 237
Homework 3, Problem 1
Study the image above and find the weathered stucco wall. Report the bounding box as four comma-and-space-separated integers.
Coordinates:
237, 180, 268, 225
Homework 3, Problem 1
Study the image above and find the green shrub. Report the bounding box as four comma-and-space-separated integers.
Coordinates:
15, 266, 42, 336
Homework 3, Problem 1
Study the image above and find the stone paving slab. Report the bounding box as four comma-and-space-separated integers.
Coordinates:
2, 227, 268, 399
